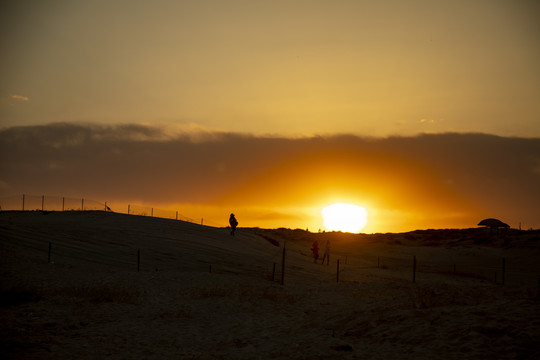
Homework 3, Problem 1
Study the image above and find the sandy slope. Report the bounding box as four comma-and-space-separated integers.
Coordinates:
1, 211, 539, 359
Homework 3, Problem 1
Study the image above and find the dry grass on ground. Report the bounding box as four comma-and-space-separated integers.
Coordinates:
1, 211, 540, 359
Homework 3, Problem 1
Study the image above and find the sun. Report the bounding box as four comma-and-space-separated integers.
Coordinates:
321, 203, 368, 233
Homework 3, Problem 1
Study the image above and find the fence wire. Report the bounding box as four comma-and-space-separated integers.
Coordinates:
0, 194, 216, 226
2, 194, 539, 287
332, 253, 540, 287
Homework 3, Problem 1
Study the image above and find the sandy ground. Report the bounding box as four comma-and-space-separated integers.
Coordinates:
1, 211, 540, 359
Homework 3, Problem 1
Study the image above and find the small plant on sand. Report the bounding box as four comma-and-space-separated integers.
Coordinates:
412, 286, 439, 309
195, 287, 235, 299
255, 288, 298, 304
194, 285, 298, 304
58, 283, 141, 304
0, 284, 42, 307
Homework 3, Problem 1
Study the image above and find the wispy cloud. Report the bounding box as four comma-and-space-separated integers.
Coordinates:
0, 94, 30, 104
10, 94, 29, 101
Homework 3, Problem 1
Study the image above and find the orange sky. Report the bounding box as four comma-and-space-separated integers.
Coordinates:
195, 137, 486, 232
1, 1, 539, 232
1, 124, 538, 233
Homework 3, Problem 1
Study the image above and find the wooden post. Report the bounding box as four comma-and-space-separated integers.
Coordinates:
337, 259, 340, 283
502, 258, 506, 286
272, 262, 276, 281
48, 242, 52, 263
42, 195, 44, 211
280, 243, 286, 285
201, 218, 203, 225
22, 194, 25, 211
413, 256, 416, 283
137, 249, 140, 272
62, 197, 65, 211
81, 198, 84, 211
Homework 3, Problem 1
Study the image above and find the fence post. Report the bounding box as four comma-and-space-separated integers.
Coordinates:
62, 197, 65, 211
502, 258, 506, 286
413, 256, 417, 283
201, 218, 203, 225
280, 242, 286, 285
337, 259, 340, 283
22, 194, 25, 211
81, 198, 84, 211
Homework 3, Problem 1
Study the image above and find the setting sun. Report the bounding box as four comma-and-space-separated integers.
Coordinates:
321, 203, 368, 233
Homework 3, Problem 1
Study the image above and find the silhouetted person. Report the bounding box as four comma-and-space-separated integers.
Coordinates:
229, 213, 238, 236
311, 240, 319, 263
321, 240, 330, 265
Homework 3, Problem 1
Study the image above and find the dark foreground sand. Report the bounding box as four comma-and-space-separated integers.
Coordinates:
1, 211, 539, 359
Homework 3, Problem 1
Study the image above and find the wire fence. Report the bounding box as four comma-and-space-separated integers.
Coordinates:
1, 223, 539, 289
332, 253, 540, 288
0, 194, 107, 211
0, 194, 218, 226
258, 239, 540, 288
2, 194, 539, 288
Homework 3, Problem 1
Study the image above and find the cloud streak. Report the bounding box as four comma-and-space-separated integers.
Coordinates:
10, 94, 29, 101
1, 123, 539, 231
0, 94, 29, 104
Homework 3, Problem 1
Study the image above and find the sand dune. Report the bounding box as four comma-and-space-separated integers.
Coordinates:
1, 211, 539, 359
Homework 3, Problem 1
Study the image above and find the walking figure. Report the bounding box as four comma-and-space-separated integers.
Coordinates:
311, 240, 319, 263
229, 213, 238, 236
321, 240, 330, 265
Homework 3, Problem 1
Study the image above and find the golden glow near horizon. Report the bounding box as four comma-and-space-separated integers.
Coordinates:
321, 203, 368, 233
1, 2, 539, 233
